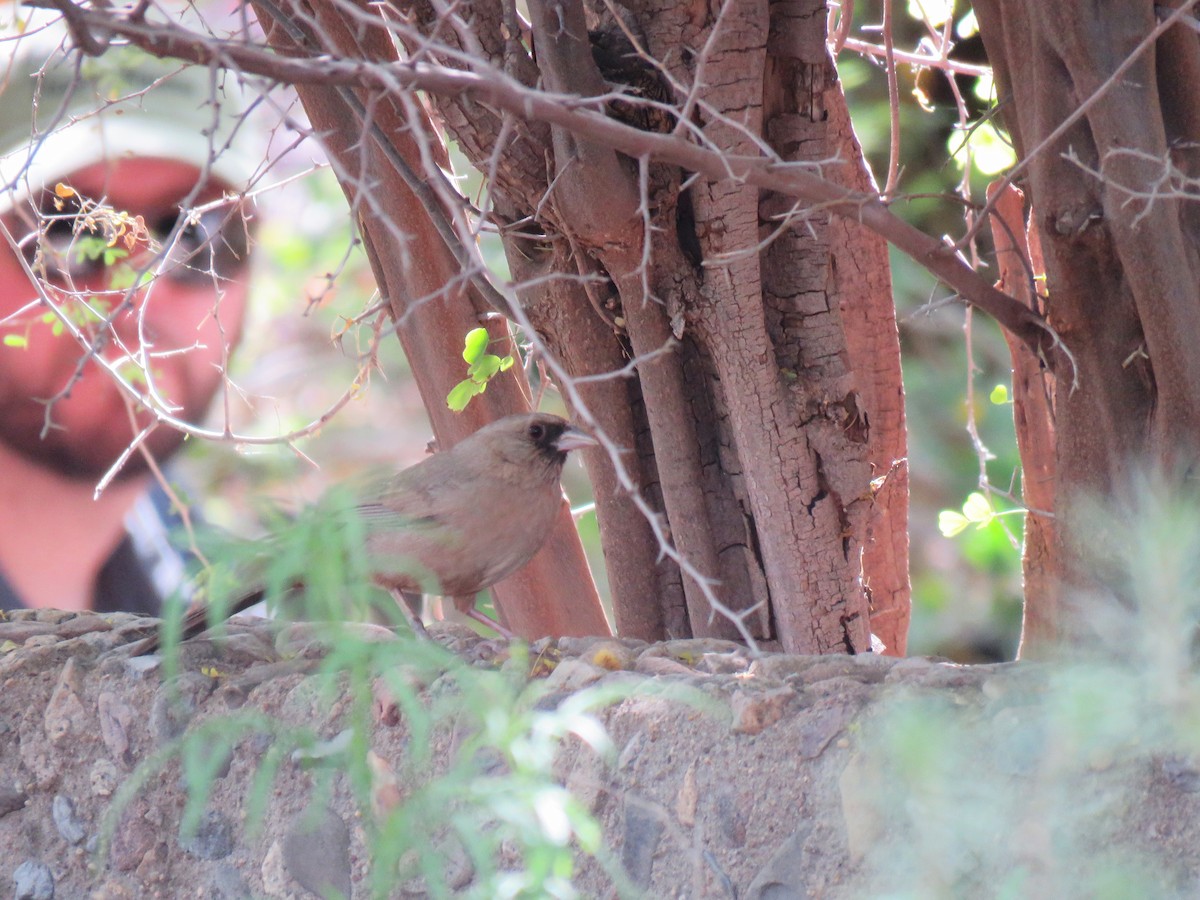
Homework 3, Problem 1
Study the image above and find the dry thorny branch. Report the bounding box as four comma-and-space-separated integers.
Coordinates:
21, 0, 1054, 355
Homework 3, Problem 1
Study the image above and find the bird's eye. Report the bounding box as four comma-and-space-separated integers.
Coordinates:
528, 423, 545, 441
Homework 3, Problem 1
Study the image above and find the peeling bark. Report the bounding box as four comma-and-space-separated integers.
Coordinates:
506, 242, 667, 640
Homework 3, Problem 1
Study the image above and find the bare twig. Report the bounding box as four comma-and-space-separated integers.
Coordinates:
44, 2, 1052, 361
880, 0, 901, 199
828, 0, 854, 54
838, 36, 989, 77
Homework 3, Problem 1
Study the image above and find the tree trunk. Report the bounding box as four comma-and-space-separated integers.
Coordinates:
827, 60, 911, 657
22, 0, 912, 651
974, 1, 1200, 642
389, 0, 905, 653
988, 184, 1058, 658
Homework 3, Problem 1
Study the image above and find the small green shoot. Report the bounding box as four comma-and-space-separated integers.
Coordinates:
447, 327, 514, 411
938, 491, 1024, 538
75, 232, 131, 269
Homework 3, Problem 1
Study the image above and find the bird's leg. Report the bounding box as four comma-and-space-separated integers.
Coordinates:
388, 588, 430, 639
426, 595, 445, 621
452, 593, 515, 640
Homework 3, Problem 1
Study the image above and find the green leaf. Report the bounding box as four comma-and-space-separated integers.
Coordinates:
962, 492, 995, 526
102, 247, 129, 267
108, 264, 138, 291
447, 379, 484, 411
990, 384, 1009, 405
2, 334, 27, 348
938, 510, 970, 538
75, 236, 107, 262
498, 355, 514, 372
116, 359, 146, 388
462, 327, 489, 365
469, 354, 502, 382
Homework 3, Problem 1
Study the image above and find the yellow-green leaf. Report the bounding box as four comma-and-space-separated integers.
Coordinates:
938, 510, 969, 538
990, 384, 1009, 405
462, 327, 489, 365
962, 492, 994, 525
447, 379, 484, 411
470, 353, 502, 381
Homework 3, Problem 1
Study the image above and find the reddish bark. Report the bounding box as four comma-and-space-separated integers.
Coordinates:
828, 84, 911, 657
393, 0, 903, 652
975, 2, 1200, 642
988, 184, 1058, 658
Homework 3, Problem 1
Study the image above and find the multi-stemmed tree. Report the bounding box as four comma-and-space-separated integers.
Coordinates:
9, 0, 1195, 657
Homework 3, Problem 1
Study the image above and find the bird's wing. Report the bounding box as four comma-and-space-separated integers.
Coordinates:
354, 501, 438, 531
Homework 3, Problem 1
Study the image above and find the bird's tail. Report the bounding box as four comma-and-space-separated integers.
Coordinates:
126, 582, 278, 656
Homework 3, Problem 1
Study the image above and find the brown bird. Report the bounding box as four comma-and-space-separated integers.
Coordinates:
131, 413, 597, 654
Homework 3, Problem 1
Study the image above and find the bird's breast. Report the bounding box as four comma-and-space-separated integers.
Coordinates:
366, 484, 563, 597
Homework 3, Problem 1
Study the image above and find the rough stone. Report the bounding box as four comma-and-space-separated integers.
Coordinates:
675, 762, 698, 827
695, 649, 752, 675
51, 795, 86, 845
0, 786, 28, 819
1161, 755, 1200, 792
44, 658, 86, 745
89, 878, 135, 899
97, 693, 135, 768
620, 799, 663, 888
259, 840, 289, 898
744, 822, 814, 900
23, 635, 62, 648
4, 615, 1200, 898
210, 864, 252, 900
0, 622, 60, 642
281, 807, 352, 899
577, 639, 641, 671
150, 672, 216, 742
796, 698, 858, 759
179, 810, 236, 860
731, 685, 795, 734
543, 657, 605, 692
634, 655, 696, 677
714, 788, 750, 847
89, 760, 120, 798
12, 860, 54, 900
58, 616, 113, 640
109, 803, 159, 873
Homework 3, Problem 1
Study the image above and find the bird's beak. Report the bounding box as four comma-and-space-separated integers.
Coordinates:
555, 425, 599, 453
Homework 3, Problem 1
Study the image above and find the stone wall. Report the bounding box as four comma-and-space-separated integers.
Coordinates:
2, 608, 1197, 899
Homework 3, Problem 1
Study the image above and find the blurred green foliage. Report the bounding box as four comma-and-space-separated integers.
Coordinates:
108, 635, 633, 898
856, 483, 1200, 895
